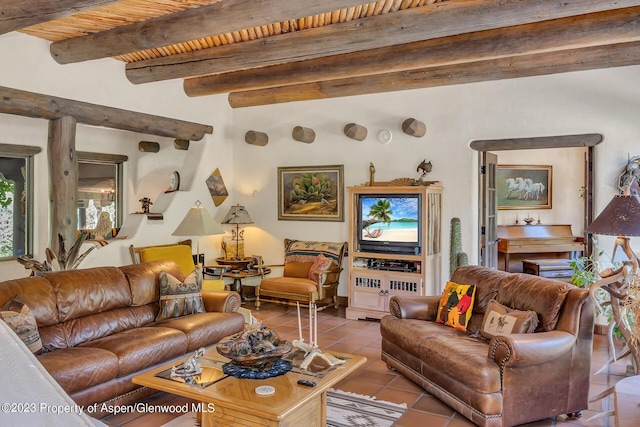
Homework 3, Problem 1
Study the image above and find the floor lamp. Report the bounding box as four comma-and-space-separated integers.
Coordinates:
172, 200, 224, 266
584, 189, 640, 374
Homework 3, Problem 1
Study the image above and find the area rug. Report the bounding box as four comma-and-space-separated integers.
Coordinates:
325, 388, 407, 427
160, 388, 407, 427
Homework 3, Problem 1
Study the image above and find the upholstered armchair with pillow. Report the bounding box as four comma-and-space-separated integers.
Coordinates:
129, 241, 226, 291
255, 239, 347, 311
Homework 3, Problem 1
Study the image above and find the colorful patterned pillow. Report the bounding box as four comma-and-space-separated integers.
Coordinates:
308, 254, 333, 284
0, 295, 44, 354
156, 268, 205, 321
481, 299, 539, 340
436, 281, 476, 331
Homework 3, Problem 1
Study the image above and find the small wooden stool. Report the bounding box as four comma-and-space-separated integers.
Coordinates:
522, 258, 573, 282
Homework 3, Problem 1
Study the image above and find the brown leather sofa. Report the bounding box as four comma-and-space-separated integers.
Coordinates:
380, 265, 594, 427
0, 260, 245, 414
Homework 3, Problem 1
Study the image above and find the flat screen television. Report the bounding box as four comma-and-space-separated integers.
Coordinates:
357, 193, 422, 255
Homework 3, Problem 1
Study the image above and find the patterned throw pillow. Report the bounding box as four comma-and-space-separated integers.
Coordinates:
156, 268, 205, 322
481, 299, 539, 340
307, 254, 333, 284
436, 281, 476, 331
0, 295, 44, 354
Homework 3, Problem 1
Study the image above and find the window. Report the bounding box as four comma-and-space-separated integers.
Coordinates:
77, 152, 127, 239
0, 145, 37, 260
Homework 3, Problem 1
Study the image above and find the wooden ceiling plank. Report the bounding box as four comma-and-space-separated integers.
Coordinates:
125, 0, 640, 84
0, 86, 213, 140
0, 0, 119, 35
50, 0, 369, 64
185, 7, 640, 96
227, 41, 640, 107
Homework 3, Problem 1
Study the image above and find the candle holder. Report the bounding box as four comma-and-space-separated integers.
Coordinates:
292, 302, 346, 371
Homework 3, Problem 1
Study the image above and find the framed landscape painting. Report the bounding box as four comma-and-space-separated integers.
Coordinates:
278, 165, 344, 221
497, 165, 552, 210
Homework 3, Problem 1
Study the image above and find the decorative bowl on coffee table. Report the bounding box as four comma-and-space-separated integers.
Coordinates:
217, 325, 293, 377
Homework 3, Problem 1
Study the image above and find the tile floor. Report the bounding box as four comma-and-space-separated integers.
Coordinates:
101, 302, 629, 427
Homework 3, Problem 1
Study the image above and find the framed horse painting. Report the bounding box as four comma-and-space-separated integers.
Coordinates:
497, 165, 552, 210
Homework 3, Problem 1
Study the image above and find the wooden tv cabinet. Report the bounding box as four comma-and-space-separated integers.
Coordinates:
346, 183, 443, 320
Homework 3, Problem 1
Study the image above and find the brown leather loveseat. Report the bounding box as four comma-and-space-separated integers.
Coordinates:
380, 265, 594, 427
0, 260, 245, 413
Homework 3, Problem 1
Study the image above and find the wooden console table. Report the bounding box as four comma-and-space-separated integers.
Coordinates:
497, 224, 583, 272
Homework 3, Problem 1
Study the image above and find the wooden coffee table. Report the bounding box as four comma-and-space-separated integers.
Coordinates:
132, 348, 366, 427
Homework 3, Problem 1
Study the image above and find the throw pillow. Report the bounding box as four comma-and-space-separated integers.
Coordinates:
308, 254, 333, 284
481, 299, 539, 340
0, 295, 44, 354
436, 281, 476, 331
157, 268, 205, 322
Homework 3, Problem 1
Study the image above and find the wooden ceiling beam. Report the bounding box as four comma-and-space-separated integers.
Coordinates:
469, 134, 604, 151
50, 0, 367, 64
0, 0, 119, 36
0, 86, 213, 140
186, 7, 640, 96
227, 41, 640, 108
126, 0, 640, 84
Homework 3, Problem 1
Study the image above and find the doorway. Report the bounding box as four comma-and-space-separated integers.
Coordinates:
470, 133, 602, 269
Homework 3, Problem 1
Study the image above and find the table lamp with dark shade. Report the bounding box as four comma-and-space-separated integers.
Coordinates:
172, 200, 224, 266
585, 192, 640, 260
221, 204, 254, 260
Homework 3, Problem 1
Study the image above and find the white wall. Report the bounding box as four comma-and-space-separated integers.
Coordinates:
0, 32, 234, 279
1, 31, 639, 297
230, 70, 640, 295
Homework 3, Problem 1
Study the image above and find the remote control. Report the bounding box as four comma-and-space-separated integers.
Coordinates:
297, 379, 316, 387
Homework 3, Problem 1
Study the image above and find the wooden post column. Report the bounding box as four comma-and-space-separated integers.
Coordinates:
48, 116, 78, 254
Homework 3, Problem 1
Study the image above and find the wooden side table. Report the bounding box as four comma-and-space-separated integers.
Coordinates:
216, 257, 253, 270
224, 269, 271, 300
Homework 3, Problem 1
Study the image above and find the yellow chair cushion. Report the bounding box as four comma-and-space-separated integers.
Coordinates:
260, 277, 317, 294
202, 279, 226, 292
139, 245, 195, 277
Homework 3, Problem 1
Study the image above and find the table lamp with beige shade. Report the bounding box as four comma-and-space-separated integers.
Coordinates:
172, 200, 224, 266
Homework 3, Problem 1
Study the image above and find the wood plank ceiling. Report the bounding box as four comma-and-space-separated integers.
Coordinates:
3, 0, 640, 108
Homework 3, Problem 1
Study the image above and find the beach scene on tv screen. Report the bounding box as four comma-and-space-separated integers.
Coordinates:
361, 197, 419, 242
